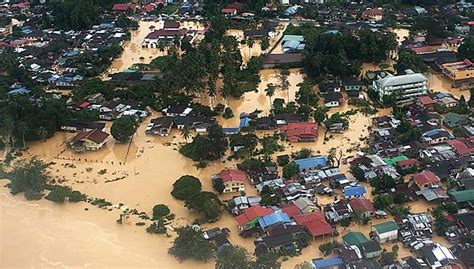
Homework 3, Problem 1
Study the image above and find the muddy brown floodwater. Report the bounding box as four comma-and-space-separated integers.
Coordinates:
0, 24, 460, 269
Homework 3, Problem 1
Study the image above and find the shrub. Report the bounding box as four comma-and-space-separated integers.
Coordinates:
152, 204, 170, 220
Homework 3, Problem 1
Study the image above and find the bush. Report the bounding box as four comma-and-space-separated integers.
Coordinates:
223, 107, 234, 119
69, 190, 87, 202
152, 204, 170, 220
45, 185, 71, 203
212, 177, 225, 194
146, 220, 167, 234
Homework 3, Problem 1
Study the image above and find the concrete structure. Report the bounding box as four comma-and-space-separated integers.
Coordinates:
372, 221, 399, 243
441, 59, 474, 86
373, 70, 428, 104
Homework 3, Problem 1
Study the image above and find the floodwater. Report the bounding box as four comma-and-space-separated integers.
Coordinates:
107, 20, 205, 74
0, 23, 459, 269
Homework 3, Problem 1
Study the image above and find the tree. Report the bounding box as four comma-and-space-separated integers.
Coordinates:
8, 158, 49, 200
255, 251, 281, 269
313, 108, 327, 123
180, 125, 191, 143
319, 241, 343, 256
152, 204, 170, 220
432, 206, 449, 236
283, 161, 299, 180
212, 177, 225, 194
296, 81, 319, 107
264, 83, 276, 109
458, 36, 474, 62
350, 165, 366, 181
260, 186, 282, 206
45, 185, 72, 203
247, 37, 254, 57
110, 116, 138, 143
279, 69, 291, 103
373, 195, 393, 210
327, 147, 344, 167
184, 191, 224, 222
171, 175, 202, 200
216, 245, 253, 269
168, 226, 214, 261
340, 218, 351, 228
395, 50, 428, 74
370, 174, 397, 193
260, 36, 270, 53
179, 124, 228, 161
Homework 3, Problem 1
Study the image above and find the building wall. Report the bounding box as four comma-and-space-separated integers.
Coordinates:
373, 79, 428, 104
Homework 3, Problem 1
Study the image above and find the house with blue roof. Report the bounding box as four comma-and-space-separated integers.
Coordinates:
312, 257, 345, 269
258, 212, 291, 229
421, 128, 453, 145
295, 156, 329, 171
239, 117, 251, 128
343, 185, 366, 199
7, 85, 31, 96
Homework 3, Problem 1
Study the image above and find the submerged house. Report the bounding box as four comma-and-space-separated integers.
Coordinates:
69, 129, 109, 152
280, 122, 318, 142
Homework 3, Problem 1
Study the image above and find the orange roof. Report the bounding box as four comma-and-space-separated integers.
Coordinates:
294, 212, 333, 237
415, 170, 441, 187
71, 129, 109, 144
418, 96, 435, 106
218, 168, 247, 183
281, 204, 301, 218
397, 158, 418, 167
234, 205, 273, 226
447, 139, 473, 156
280, 122, 317, 140
350, 198, 375, 213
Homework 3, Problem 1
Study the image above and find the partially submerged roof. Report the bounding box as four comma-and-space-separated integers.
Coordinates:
372, 220, 399, 234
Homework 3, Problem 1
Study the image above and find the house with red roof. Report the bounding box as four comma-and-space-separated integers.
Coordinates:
234, 205, 273, 231
362, 8, 383, 21
447, 138, 474, 156
414, 170, 442, 190
215, 168, 247, 193
221, 2, 242, 16
350, 198, 375, 218
397, 158, 419, 171
417, 96, 435, 110
69, 129, 109, 152
281, 203, 301, 218
112, 3, 137, 13
280, 122, 318, 142
293, 211, 334, 239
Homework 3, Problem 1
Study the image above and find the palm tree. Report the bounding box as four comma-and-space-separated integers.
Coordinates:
17, 121, 27, 149
279, 69, 291, 103
247, 37, 254, 59
264, 83, 275, 110
37, 126, 47, 156
180, 126, 191, 143
0, 116, 14, 150
260, 36, 270, 54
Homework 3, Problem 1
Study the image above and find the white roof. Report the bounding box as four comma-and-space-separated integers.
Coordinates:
376, 73, 427, 88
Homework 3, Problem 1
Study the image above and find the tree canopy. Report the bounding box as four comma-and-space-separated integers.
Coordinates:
171, 175, 202, 200
110, 116, 139, 143
7, 158, 49, 200
168, 226, 215, 261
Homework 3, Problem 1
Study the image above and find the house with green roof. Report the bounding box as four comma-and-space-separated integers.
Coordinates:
449, 189, 474, 208
383, 155, 408, 166
372, 221, 399, 243
342, 231, 370, 247
443, 112, 470, 129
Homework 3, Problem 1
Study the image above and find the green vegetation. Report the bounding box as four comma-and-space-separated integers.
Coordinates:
212, 177, 225, 194
184, 191, 224, 222
168, 226, 215, 261
152, 204, 170, 220
110, 116, 139, 143
395, 50, 428, 74
458, 36, 474, 62
303, 29, 397, 79
179, 125, 228, 161
171, 175, 202, 200
319, 241, 343, 256
260, 186, 282, 206
283, 161, 299, 180
216, 245, 253, 269
7, 158, 49, 200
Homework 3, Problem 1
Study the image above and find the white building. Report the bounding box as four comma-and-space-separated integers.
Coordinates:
373, 70, 428, 104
